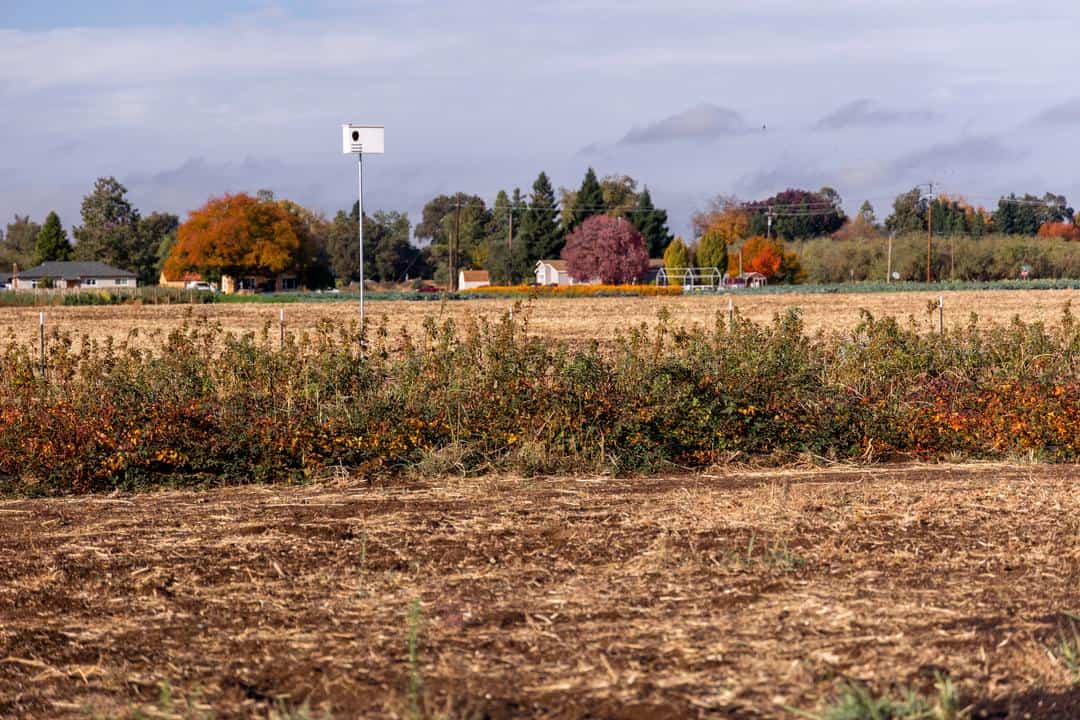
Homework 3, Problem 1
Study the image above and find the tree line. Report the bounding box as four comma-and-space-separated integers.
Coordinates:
3, 174, 1076, 288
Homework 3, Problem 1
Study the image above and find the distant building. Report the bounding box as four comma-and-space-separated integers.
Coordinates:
638, 258, 665, 284
11, 261, 137, 291
458, 269, 490, 290
535, 260, 580, 286
158, 270, 205, 289
724, 272, 768, 289
160, 269, 300, 294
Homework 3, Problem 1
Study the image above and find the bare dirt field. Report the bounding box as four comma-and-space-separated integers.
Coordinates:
1, 288, 1077, 347
1, 464, 1078, 718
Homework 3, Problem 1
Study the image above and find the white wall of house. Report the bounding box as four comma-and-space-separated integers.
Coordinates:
12, 277, 135, 291
534, 262, 581, 286
458, 271, 490, 290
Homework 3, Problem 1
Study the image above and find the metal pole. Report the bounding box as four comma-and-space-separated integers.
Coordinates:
926, 183, 933, 284
39, 312, 45, 378
451, 201, 461, 292
938, 295, 944, 335
358, 152, 365, 330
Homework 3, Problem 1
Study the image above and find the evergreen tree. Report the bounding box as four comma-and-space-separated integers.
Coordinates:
518, 172, 563, 270
630, 187, 672, 257
73, 177, 141, 269
33, 211, 72, 265
567, 167, 604, 232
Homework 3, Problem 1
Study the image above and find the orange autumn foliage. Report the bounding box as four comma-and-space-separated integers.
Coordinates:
1037, 221, 1080, 241
732, 236, 784, 277
165, 193, 304, 280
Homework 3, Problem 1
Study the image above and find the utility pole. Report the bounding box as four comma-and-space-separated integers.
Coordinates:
451, 200, 461, 291
887, 232, 894, 283
926, 181, 934, 284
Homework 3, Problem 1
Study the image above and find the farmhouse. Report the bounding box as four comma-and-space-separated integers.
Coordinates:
639, 258, 665, 284
160, 269, 302, 294
11, 261, 137, 291
535, 259, 600, 286
458, 269, 490, 290
724, 272, 768, 289
158, 270, 205, 289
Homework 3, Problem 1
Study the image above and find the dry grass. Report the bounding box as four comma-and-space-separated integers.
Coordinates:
1, 464, 1078, 718
0, 288, 1077, 348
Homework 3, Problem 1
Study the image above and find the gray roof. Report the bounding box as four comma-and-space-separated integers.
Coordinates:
16, 261, 137, 280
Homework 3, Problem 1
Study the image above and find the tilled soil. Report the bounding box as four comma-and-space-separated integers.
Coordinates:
0, 464, 1078, 718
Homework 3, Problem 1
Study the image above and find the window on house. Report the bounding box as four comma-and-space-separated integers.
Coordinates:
84, 278, 96, 286
281, 277, 298, 290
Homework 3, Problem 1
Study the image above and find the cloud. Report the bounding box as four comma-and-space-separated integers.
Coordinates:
814, 99, 938, 130
1030, 98, 1080, 127
619, 103, 745, 145
887, 136, 1019, 176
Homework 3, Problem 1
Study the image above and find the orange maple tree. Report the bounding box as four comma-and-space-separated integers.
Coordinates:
736, 235, 784, 277
164, 193, 305, 280
1037, 221, 1080, 241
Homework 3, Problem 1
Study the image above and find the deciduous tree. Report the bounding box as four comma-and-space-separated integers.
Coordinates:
2, 215, 40, 269
562, 215, 648, 284
696, 227, 729, 275
662, 237, 692, 285
740, 235, 784, 277
136, 212, 179, 284
745, 188, 845, 239
164, 193, 302, 282
1037, 221, 1080, 241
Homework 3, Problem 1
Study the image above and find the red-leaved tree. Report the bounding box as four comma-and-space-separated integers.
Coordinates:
562, 215, 649, 284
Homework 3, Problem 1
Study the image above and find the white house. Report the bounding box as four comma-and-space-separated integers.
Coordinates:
12, 261, 137, 291
534, 259, 580, 286
458, 269, 490, 290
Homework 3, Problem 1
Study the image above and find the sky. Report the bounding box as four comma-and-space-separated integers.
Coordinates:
2, 0, 1079, 240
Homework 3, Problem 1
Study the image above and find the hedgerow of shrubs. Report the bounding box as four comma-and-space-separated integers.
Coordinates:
0, 304, 1077, 495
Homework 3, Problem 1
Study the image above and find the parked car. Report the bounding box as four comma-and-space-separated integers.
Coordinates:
185, 281, 217, 292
